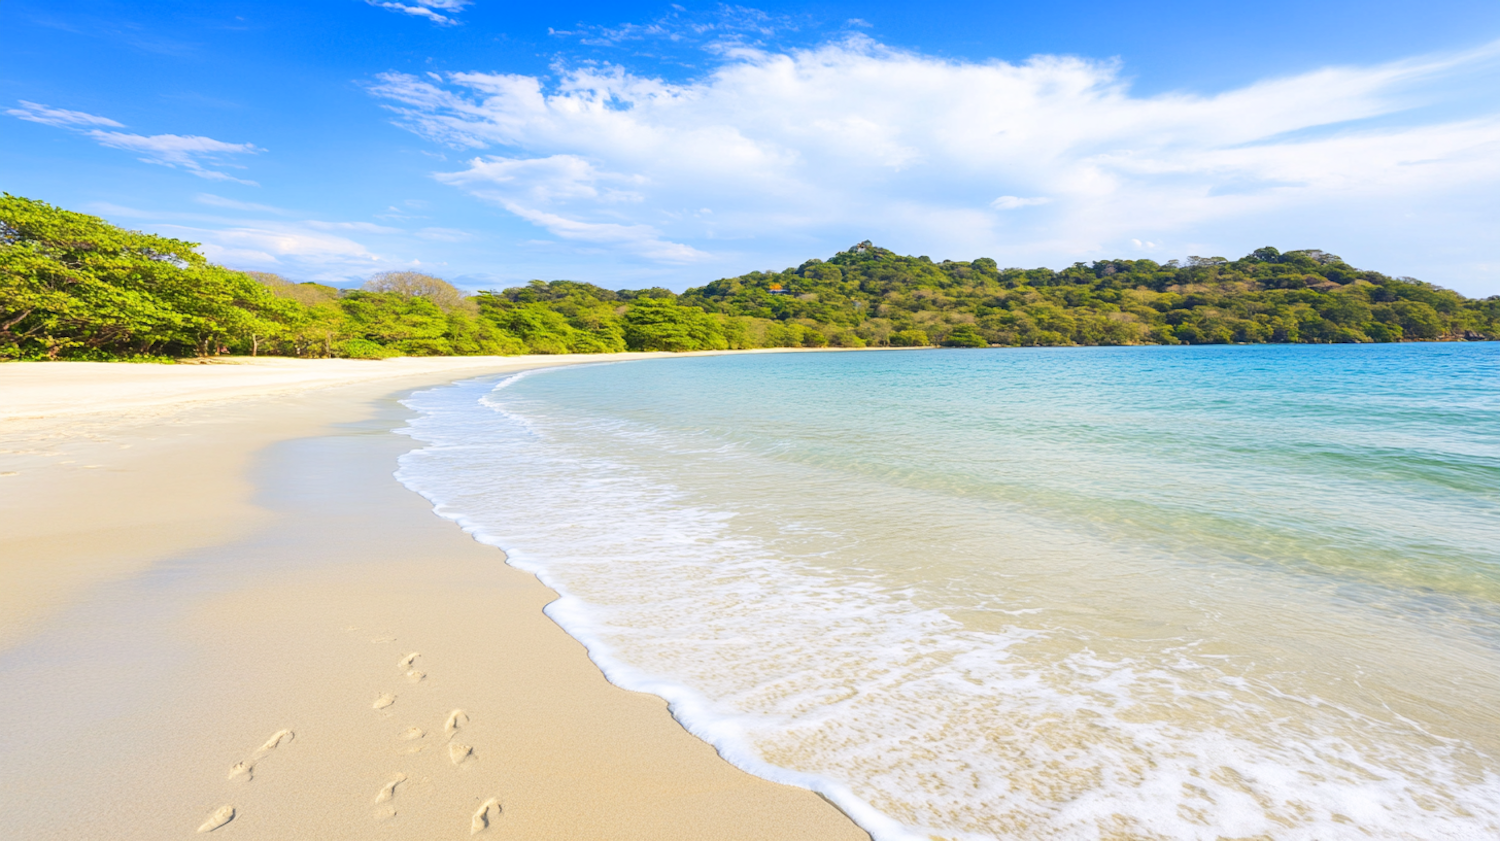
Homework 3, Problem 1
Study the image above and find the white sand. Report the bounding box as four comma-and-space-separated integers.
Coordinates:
0, 356, 867, 840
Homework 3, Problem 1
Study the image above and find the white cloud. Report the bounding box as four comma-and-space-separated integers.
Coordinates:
549, 6, 799, 49
431, 154, 700, 260
367, 35, 1500, 291
505, 204, 707, 262
83, 203, 477, 285
8, 102, 262, 184
6, 100, 123, 128
157, 221, 388, 282
366, 0, 470, 26
86, 131, 262, 184
437, 153, 647, 207
991, 196, 1050, 210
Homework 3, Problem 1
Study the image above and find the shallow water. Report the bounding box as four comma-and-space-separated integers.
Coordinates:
397, 344, 1500, 840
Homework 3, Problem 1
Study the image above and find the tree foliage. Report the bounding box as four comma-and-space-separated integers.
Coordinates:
3, 197, 1496, 362
681, 241, 1500, 348
362, 270, 468, 312
1, 194, 292, 359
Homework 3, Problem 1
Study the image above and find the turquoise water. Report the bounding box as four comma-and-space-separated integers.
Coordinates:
398, 344, 1500, 840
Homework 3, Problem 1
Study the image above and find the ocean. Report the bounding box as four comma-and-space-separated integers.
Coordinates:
395, 343, 1500, 840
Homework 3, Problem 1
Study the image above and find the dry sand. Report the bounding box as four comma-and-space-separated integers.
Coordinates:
0, 356, 868, 840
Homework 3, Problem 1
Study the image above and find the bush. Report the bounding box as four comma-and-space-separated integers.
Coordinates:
526, 335, 569, 354
800, 327, 829, 348
941, 325, 988, 347
830, 330, 866, 348
1175, 324, 1205, 344
764, 322, 806, 347
1029, 330, 1070, 346
397, 337, 454, 356
339, 338, 396, 358
889, 329, 930, 347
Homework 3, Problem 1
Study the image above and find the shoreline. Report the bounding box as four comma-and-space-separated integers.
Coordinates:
0, 355, 869, 839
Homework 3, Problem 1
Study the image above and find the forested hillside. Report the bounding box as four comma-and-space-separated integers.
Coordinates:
684, 242, 1500, 347
2, 195, 1495, 361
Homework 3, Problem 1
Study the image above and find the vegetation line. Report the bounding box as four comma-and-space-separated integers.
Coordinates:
2, 195, 1495, 361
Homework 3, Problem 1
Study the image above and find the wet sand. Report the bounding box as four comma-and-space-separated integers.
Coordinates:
0, 357, 867, 840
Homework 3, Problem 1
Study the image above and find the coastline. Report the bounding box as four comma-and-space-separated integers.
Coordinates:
0, 355, 869, 839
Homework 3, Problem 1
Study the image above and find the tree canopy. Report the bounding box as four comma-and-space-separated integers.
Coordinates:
362, 270, 468, 312
2, 196, 1496, 362
680, 241, 1500, 347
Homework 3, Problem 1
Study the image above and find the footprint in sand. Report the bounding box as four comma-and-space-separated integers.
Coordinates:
373, 693, 397, 710
375, 772, 408, 805
444, 709, 469, 739
471, 798, 502, 834
197, 805, 235, 833
396, 725, 426, 749
448, 743, 473, 765
371, 636, 397, 644
405, 669, 426, 683
258, 729, 295, 754
229, 729, 294, 781
399, 652, 420, 669
399, 727, 426, 754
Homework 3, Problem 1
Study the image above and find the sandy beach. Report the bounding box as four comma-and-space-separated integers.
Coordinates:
0, 356, 868, 840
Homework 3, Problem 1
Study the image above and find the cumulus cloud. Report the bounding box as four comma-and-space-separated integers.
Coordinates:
431, 154, 700, 260
363, 34, 1500, 287
438, 154, 642, 203
366, 0, 470, 26
9, 101, 262, 184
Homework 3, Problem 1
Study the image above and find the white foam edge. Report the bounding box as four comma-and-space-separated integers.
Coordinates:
392, 371, 926, 841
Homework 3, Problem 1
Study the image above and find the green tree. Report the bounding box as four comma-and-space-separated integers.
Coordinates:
622, 299, 728, 351
7, 194, 1497, 361
889, 328, 930, 347
941, 324, 988, 347
1, 194, 290, 359
362, 270, 469, 312
1379, 301, 1444, 339
337, 291, 451, 355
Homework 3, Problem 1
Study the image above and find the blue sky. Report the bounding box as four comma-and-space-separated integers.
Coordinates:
4, 0, 1500, 295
